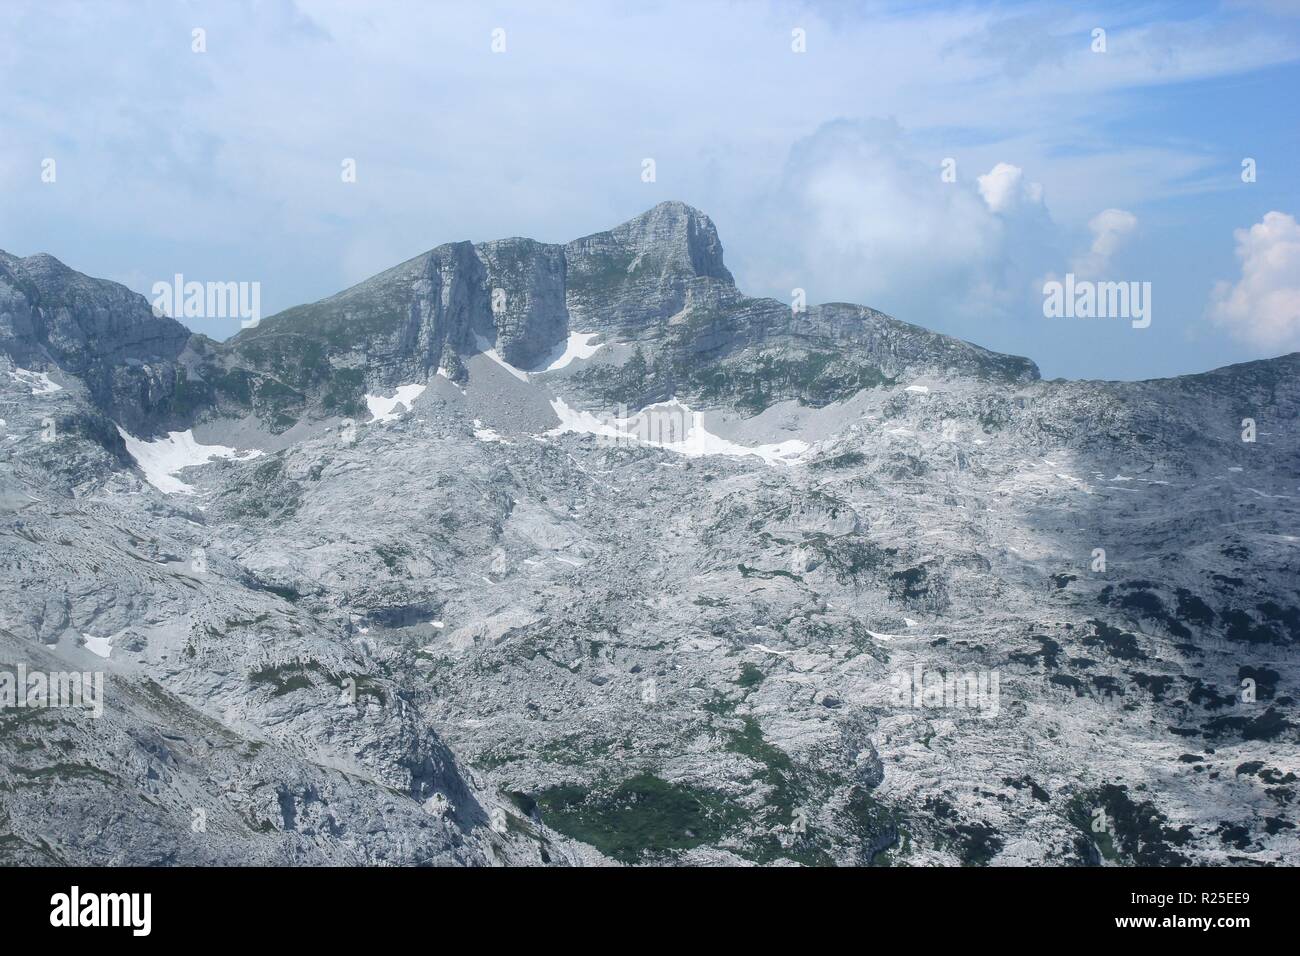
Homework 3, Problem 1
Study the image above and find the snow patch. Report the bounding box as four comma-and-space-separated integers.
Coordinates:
366, 383, 427, 423
546, 397, 808, 466
904, 385, 930, 394
10, 367, 62, 395
1247, 487, 1292, 499
116, 427, 263, 495
472, 419, 508, 443
81, 633, 112, 658
540, 331, 603, 371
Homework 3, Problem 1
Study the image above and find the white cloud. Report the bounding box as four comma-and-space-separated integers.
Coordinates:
1207, 212, 1300, 351
977, 163, 1043, 214
1072, 208, 1139, 278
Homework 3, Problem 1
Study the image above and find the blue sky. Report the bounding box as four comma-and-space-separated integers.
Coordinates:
2, 0, 1298, 380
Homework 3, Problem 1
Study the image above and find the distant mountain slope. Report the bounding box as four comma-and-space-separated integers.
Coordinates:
0, 251, 191, 431
2, 202, 1040, 438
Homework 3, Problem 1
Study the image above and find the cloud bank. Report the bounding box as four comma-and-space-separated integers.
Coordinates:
1208, 212, 1300, 351
738, 119, 1121, 335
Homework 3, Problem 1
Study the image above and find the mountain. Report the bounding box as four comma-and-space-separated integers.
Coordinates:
2, 203, 1038, 437
0, 204, 1296, 866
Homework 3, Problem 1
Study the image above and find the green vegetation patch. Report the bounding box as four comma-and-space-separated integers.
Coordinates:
1083, 619, 1147, 661
847, 787, 906, 865
738, 563, 802, 582
1067, 784, 1192, 866
534, 772, 742, 863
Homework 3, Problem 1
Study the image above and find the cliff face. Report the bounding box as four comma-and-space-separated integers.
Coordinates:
563, 200, 734, 338
231, 241, 488, 385
476, 237, 569, 370
0, 251, 192, 432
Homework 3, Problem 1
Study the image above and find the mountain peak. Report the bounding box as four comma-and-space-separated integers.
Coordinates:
561, 201, 734, 338
585, 200, 733, 285
18, 251, 74, 276
624, 199, 718, 234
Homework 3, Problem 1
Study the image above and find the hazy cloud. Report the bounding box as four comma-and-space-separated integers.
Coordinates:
1072, 208, 1139, 278
741, 120, 1064, 330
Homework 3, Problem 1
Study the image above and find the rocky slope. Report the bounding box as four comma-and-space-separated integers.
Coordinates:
0, 203, 1295, 866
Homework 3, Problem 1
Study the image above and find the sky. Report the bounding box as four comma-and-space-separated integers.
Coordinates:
2, 0, 1298, 380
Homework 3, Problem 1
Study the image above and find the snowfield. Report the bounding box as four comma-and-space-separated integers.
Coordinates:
365, 383, 427, 423
9, 367, 62, 395
116, 427, 263, 494
546, 397, 808, 466
539, 331, 604, 371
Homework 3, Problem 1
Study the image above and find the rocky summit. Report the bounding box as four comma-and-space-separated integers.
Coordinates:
0, 201, 1296, 866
